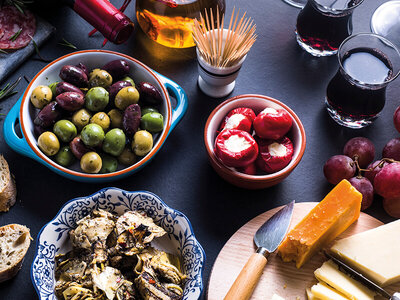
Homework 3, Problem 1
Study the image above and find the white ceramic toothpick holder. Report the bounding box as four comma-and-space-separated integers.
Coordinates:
196, 29, 247, 98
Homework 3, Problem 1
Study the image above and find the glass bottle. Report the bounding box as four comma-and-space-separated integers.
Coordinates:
64, 0, 134, 44
136, 0, 225, 48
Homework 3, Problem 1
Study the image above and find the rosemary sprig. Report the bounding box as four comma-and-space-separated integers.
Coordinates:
5, 0, 34, 15
0, 77, 21, 101
58, 38, 77, 50
28, 35, 51, 62
9, 28, 22, 42
12, 0, 34, 4
12, 1, 24, 14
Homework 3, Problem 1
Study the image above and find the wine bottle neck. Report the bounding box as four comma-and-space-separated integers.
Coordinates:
67, 0, 133, 44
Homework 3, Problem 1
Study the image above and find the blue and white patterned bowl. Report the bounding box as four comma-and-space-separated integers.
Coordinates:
31, 188, 205, 300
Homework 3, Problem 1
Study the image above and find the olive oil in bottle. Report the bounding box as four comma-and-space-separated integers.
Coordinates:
136, 0, 225, 48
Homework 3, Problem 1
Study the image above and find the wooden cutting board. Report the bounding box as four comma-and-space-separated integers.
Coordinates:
207, 202, 400, 300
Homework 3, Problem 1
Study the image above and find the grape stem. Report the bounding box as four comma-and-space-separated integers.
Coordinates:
352, 156, 363, 178
356, 157, 400, 177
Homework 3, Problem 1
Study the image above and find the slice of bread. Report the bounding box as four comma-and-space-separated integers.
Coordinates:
0, 155, 17, 212
0, 224, 31, 283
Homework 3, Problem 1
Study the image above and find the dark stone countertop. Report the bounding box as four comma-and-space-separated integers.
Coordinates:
0, 0, 398, 299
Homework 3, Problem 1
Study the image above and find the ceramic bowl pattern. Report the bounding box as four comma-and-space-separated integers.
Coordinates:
31, 188, 205, 300
204, 94, 306, 189
3, 50, 187, 182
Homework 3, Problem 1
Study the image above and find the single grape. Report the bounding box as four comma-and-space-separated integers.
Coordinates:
365, 160, 388, 186
323, 155, 356, 185
374, 163, 400, 199
382, 138, 400, 161
394, 105, 400, 134
348, 177, 374, 211
383, 197, 400, 218
343, 137, 375, 168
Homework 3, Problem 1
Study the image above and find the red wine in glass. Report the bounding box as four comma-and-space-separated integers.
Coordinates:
296, 0, 363, 56
327, 49, 392, 122
325, 34, 400, 128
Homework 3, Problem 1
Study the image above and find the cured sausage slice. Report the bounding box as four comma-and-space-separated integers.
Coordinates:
0, 6, 36, 50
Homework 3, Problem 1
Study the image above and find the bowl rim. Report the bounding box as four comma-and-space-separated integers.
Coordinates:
30, 187, 206, 299
20, 49, 172, 178
204, 94, 306, 182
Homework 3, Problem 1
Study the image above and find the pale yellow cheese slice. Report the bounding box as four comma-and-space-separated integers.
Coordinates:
271, 293, 285, 300
311, 283, 349, 300
306, 287, 321, 300
330, 219, 400, 287
314, 260, 375, 300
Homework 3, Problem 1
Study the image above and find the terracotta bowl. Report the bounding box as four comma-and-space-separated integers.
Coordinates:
204, 94, 306, 189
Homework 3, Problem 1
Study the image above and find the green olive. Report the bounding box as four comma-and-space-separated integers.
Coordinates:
80, 152, 102, 173
88, 68, 113, 88
100, 154, 118, 173
121, 76, 135, 87
108, 109, 123, 129
72, 109, 92, 131
31, 85, 53, 109
53, 120, 77, 143
141, 107, 159, 116
38, 131, 60, 156
132, 130, 153, 156
91, 112, 110, 131
103, 128, 126, 156
118, 147, 136, 165
85, 87, 109, 112
48, 82, 59, 96
140, 112, 164, 133
55, 146, 75, 167
81, 123, 105, 147
115, 86, 139, 110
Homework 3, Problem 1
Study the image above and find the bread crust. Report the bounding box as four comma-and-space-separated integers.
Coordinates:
0, 224, 31, 283
0, 155, 17, 212
0, 259, 24, 283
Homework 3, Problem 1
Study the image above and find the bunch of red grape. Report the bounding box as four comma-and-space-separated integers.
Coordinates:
323, 106, 400, 218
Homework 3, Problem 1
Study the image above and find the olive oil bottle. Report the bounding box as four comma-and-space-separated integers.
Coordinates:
136, 0, 225, 48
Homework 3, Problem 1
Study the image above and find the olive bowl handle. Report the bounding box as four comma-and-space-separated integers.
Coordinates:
3, 96, 37, 160
155, 72, 188, 134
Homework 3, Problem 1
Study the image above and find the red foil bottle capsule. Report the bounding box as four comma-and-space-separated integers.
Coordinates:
66, 0, 134, 44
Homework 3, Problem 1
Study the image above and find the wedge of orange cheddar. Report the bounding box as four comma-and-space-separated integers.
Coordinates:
278, 179, 362, 268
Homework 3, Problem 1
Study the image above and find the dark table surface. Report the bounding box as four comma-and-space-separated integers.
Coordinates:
0, 0, 398, 299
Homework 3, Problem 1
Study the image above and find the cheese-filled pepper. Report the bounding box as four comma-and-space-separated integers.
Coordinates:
214, 129, 259, 168
254, 107, 292, 140
219, 107, 256, 133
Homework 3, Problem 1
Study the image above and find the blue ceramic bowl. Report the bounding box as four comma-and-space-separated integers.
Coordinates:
3, 50, 187, 182
31, 188, 205, 300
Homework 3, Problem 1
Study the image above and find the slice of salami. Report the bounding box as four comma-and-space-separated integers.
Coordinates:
0, 6, 36, 50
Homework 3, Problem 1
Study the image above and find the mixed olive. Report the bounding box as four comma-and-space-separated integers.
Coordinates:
31, 59, 164, 174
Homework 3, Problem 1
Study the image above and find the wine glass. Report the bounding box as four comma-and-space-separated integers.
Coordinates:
371, 1, 400, 48
295, 0, 364, 57
282, 0, 307, 9
325, 33, 400, 128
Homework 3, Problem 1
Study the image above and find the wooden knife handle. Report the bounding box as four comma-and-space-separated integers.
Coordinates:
224, 252, 268, 300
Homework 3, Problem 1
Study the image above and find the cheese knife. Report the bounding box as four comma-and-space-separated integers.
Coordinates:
325, 252, 400, 300
224, 200, 295, 300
